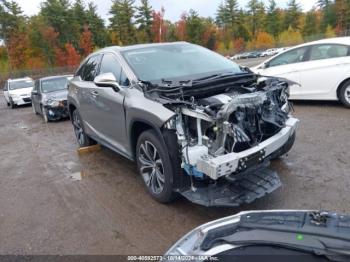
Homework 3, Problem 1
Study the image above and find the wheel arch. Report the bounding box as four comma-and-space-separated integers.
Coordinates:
337, 77, 350, 99
130, 119, 164, 159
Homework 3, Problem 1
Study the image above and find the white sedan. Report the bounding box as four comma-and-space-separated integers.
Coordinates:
252, 37, 350, 108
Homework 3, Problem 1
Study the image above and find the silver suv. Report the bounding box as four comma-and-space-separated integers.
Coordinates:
68, 42, 299, 206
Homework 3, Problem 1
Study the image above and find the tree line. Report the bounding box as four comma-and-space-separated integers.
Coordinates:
0, 0, 349, 72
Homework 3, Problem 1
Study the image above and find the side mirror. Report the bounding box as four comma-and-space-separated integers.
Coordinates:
94, 73, 120, 92
260, 63, 268, 69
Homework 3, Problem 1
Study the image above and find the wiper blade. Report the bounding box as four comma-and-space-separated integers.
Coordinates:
192, 72, 254, 84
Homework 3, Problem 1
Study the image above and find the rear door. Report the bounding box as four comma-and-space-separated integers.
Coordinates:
296, 44, 350, 100
260, 46, 310, 99
90, 53, 129, 154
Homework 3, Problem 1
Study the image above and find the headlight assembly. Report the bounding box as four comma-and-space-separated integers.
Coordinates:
46, 99, 60, 107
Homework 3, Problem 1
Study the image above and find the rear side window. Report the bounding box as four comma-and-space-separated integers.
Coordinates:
268, 47, 308, 67
309, 44, 349, 61
100, 53, 130, 86
4, 82, 8, 91
80, 55, 102, 82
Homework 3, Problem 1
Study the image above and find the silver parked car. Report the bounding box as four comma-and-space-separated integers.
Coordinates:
31, 75, 73, 122
68, 42, 299, 206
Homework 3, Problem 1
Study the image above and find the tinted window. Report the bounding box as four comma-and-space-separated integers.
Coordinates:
268, 47, 308, 67
82, 55, 102, 81
121, 44, 245, 82
4, 83, 8, 91
309, 44, 349, 61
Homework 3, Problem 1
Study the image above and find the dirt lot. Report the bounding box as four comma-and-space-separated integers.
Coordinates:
0, 89, 349, 255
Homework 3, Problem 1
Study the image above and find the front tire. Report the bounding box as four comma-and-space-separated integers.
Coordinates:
136, 130, 177, 203
72, 109, 95, 147
10, 99, 16, 109
42, 107, 49, 123
339, 81, 350, 108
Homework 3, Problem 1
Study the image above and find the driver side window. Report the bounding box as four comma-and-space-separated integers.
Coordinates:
268, 47, 308, 68
3, 82, 8, 91
100, 53, 130, 86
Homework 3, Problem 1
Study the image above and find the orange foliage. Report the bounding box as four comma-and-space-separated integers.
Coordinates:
175, 13, 187, 41
233, 38, 245, 53
65, 43, 81, 66
55, 43, 81, 67
7, 32, 30, 70
152, 7, 167, 43
79, 26, 94, 57
255, 32, 275, 50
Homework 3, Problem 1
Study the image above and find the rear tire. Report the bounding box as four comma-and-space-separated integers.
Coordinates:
339, 81, 350, 108
136, 130, 177, 204
72, 109, 95, 147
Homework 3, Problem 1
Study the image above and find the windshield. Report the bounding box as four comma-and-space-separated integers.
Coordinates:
41, 77, 69, 93
9, 80, 34, 90
121, 44, 245, 82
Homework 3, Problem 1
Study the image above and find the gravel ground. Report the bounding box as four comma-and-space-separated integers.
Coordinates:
0, 87, 349, 255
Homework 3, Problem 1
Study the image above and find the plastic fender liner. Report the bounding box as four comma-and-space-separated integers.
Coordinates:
179, 166, 281, 207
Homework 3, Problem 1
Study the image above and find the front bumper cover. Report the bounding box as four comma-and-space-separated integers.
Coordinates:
45, 105, 69, 121
196, 117, 299, 180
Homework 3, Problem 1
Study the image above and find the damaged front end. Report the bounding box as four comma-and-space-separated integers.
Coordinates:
145, 74, 299, 207
43, 99, 69, 121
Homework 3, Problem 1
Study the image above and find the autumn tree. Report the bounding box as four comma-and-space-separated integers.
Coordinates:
0, 0, 25, 42
79, 25, 94, 57
151, 7, 166, 43
255, 31, 275, 49
175, 13, 187, 41
278, 27, 303, 46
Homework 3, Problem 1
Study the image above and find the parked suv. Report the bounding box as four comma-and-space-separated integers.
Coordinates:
68, 42, 299, 206
31, 75, 73, 122
3, 77, 34, 108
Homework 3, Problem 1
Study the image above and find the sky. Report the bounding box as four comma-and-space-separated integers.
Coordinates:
16, 0, 318, 22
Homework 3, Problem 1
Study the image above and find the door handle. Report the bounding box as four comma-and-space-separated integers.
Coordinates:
91, 90, 99, 97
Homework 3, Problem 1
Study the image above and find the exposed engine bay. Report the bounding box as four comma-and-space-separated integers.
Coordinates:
141, 73, 299, 206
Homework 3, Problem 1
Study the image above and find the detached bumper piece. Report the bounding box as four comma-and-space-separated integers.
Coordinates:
180, 167, 281, 207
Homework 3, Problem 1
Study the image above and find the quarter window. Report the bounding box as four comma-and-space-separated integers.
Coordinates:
268, 47, 308, 67
309, 44, 349, 61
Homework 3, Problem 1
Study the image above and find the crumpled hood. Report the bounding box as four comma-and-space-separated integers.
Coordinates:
42, 89, 68, 101
9, 87, 33, 96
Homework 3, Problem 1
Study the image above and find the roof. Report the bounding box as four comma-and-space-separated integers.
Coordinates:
298, 37, 350, 47
39, 75, 74, 81
96, 41, 190, 54
8, 77, 33, 83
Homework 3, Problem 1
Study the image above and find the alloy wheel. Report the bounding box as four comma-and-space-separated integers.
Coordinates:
72, 111, 85, 146
345, 86, 350, 104
138, 141, 165, 195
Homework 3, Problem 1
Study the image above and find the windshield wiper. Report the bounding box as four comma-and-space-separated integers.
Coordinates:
192, 72, 254, 84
